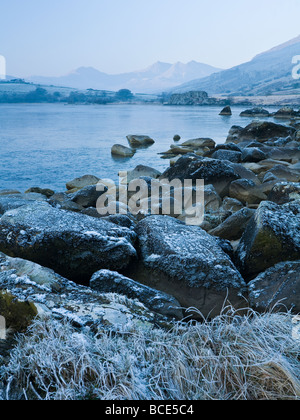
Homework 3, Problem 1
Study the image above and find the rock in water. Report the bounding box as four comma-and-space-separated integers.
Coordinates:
248, 261, 300, 314
66, 174, 100, 191
236, 201, 300, 279
90, 270, 183, 319
219, 106, 232, 116
126, 135, 155, 148
111, 144, 135, 157
0, 202, 137, 283
132, 215, 246, 318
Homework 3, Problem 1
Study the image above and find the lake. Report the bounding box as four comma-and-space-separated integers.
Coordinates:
0, 103, 276, 191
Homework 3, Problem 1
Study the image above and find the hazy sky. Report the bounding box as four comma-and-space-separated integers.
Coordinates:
1, 0, 300, 77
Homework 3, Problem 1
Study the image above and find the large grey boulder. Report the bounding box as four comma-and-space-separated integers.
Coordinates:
0, 253, 166, 334
90, 270, 183, 320
229, 179, 267, 205
0, 193, 47, 215
160, 155, 241, 198
236, 201, 300, 279
132, 216, 246, 318
227, 121, 296, 144
0, 202, 137, 283
248, 261, 300, 314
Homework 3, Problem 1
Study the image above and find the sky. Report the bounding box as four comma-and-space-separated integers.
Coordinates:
1, 0, 300, 77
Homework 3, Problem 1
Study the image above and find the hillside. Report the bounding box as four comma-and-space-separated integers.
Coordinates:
28, 61, 222, 93
170, 35, 300, 96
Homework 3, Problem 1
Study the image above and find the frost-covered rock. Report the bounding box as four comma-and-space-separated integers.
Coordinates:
133, 216, 246, 318
248, 261, 300, 314
236, 201, 300, 279
160, 155, 241, 198
0, 253, 165, 334
227, 121, 296, 144
0, 202, 137, 283
0, 193, 47, 215
90, 270, 183, 320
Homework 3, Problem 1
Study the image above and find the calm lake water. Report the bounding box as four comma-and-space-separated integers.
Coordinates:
0, 103, 276, 191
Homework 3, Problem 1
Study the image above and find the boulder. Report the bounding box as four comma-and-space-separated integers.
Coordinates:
273, 107, 300, 120
173, 134, 181, 141
0, 193, 47, 215
90, 270, 183, 320
209, 208, 256, 241
181, 138, 216, 149
248, 261, 300, 314
204, 185, 222, 213
0, 253, 166, 334
268, 182, 300, 204
66, 174, 100, 191
70, 184, 107, 208
0, 202, 137, 283
219, 106, 232, 116
236, 201, 300, 279
240, 108, 270, 118
131, 216, 246, 318
123, 165, 161, 184
25, 187, 55, 198
241, 148, 267, 163
126, 135, 155, 148
160, 156, 241, 198
229, 179, 267, 205
221, 197, 244, 213
111, 144, 135, 157
211, 150, 242, 163
227, 122, 296, 144
263, 165, 300, 183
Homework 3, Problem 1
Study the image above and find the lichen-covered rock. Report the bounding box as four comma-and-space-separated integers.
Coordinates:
248, 261, 300, 314
268, 182, 300, 204
209, 208, 255, 240
160, 156, 241, 197
131, 216, 246, 318
236, 201, 300, 279
90, 270, 183, 320
0, 253, 166, 334
0, 202, 137, 283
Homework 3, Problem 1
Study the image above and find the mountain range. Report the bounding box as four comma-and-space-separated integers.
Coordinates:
28, 61, 222, 93
170, 35, 300, 96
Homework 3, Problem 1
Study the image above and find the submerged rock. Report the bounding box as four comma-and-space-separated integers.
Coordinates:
0, 202, 137, 283
248, 261, 300, 314
131, 216, 246, 318
236, 201, 300, 279
90, 270, 183, 320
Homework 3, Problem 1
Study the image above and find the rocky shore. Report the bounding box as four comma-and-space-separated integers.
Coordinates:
0, 106, 300, 399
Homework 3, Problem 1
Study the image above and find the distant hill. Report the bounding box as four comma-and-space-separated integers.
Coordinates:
170, 35, 300, 96
28, 61, 222, 93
